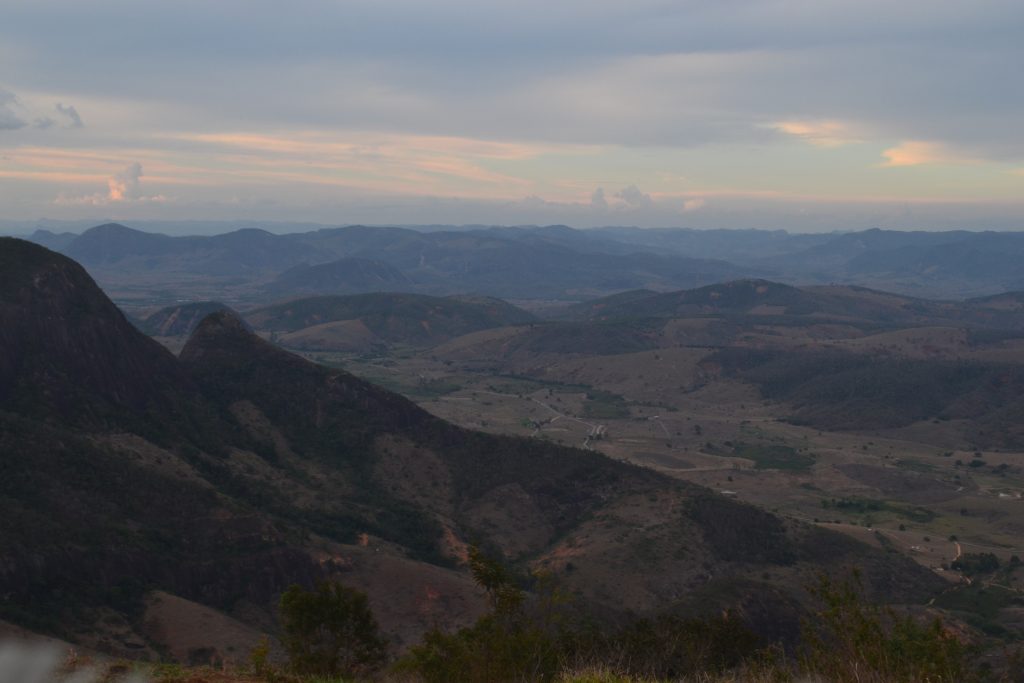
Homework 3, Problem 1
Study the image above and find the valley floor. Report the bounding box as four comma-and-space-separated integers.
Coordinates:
296, 345, 1024, 640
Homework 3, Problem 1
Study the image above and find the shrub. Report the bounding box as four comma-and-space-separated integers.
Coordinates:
398, 547, 764, 683
801, 570, 973, 682
587, 611, 760, 679
397, 547, 565, 683
278, 580, 387, 678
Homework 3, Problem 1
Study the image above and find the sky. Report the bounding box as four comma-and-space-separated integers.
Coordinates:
1, 0, 1023, 232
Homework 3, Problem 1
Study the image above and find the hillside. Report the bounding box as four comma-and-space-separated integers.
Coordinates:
709, 347, 1024, 447
292, 225, 744, 298
265, 257, 414, 298
565, 279, 934, 322
561, 288, 661, 320
564, 279, 1024, 334
27, 228, 78, 251
138, 301, 235, 337
0, 238, 944, 662
246, 292, 537, 349
0, 237, 199, 429
750, 229, 1024, 297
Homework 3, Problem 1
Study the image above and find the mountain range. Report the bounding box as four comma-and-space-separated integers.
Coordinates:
25, 223, 1024, 308
0, 237, 943, 661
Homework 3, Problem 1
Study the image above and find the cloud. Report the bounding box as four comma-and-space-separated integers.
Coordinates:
0, 89, 84, 132
55, 102, 83, 128
2, 0, 1024, 159
55, 162, 166, 205
602, 186, 702, 214
615, 185, 653, 208
880, 140, 975, 167
109, 161, 143, 200
171, 130, 562, 197
516, 194, 549, 209
3, 2, 1024, 225
772, 120, 861, 147
0, 89, 27, 130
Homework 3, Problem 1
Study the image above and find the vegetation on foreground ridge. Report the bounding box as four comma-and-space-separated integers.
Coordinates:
43, 556, 1023, 683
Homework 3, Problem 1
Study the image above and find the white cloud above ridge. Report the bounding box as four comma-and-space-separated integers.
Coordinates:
55, 162, 167, 206
616, 185, 654, 208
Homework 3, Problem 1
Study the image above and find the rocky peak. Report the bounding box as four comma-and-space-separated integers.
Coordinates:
0, 237, 186, 425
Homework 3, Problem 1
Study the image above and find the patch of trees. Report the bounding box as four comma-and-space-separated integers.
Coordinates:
821, 497, 936, 523
952, 552, 1000, 575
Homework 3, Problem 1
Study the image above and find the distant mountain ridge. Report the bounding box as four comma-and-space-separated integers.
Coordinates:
30, 222, 746, 301
750, 228, 1024, 296
60, 223, 326, 276
27, 228, 78, 251
27, 222, 1024, 303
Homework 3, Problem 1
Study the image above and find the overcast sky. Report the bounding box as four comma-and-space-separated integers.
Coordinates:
1, 0, 1022, 232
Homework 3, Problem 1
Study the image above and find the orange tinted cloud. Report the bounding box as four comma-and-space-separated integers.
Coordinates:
171, 130, 575, 197
772, 119, 860, 147
183, 131, 572, 161
0, 169, 109, 183
2, 147, 215, 185
881, 140, 974, 167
